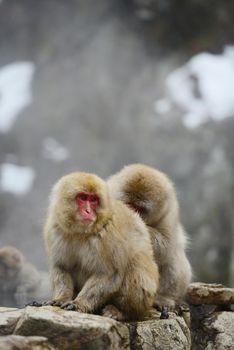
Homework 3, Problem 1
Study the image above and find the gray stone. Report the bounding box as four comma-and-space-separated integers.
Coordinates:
0, 305, 191, 350
0, 307, 23, 335
187, 282, 234, 305
0, 335, 54, 350
14, 306, 130, 350
129, 313, 191, 350
203, 311, 234, 350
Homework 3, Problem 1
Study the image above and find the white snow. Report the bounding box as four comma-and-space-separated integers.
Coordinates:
153, 98, 172, 115
0, 62, 35, 133
0, 163, 35, 195
155, 46, 234, 128
42, 138, 70, 162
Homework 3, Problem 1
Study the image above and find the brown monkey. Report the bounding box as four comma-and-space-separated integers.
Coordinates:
0, 246, 51, 307
43, 172, 159, 320
108, 164, 192, 310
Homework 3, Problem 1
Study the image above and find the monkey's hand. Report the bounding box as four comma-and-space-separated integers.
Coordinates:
25, 301, 43, 307
43, 298, 70, 307
60, 300, 88, 313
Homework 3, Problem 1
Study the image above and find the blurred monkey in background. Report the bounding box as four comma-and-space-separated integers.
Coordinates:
0, 246, 51, 307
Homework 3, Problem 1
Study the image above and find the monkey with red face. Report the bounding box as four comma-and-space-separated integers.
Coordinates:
43, 172, 159, 321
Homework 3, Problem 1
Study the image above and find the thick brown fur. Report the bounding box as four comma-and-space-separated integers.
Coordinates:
0, 246, 51, 307
108, 164, 192, 309
44, 172, 159, 320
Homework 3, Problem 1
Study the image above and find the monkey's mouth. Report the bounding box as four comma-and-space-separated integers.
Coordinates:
81, 218, 95, 225
78, 214, 96, 225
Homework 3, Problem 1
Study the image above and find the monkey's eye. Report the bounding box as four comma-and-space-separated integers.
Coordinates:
89, 195, 99, 203
76, 193, 88, 201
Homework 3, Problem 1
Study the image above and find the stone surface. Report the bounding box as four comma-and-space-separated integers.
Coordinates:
129, 316, 191, 350
191, 310, 234, 350
187, 282, 234, 305
0, 335, 54, 350
204, 312, 234, 350
0, 307, 23, 335
14, 306, 130, 350
0, 306, 191, 350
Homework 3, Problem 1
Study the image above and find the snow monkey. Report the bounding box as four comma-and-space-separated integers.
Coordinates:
43, 172, 159, 321
0, 246, 51, 307
108, 164, 192, 310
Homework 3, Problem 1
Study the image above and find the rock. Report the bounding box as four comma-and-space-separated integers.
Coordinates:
0, 335, 54, 350
0, 306, 191, 350
0, 307, 24, 335
14, 306, 130, 350
191, 310, 234, 350
129, 314, 191, 350
187, 282, 234, 305
204, 312, 234, 350
189, 283, 234, 350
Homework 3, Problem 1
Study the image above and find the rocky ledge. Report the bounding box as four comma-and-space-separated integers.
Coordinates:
0, 283, 233, 350
187, 283, 234, 350
0, 306, 190, 350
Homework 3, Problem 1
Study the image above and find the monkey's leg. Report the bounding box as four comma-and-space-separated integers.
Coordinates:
115, 262, 159, 320
45, 267, 74, 306
61, 273, 122, 313
154, 257, 191, 311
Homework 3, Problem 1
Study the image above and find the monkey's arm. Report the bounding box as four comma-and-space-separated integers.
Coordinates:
62, 272, 123, 313
47, 266, 74, 306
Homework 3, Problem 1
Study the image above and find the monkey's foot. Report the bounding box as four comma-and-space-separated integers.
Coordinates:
25, 301, 42, 307
61, 302, 77, 311
159, 306, 169, 319
60, 301, 87, 312
43, 299, 66, 307
154, 296, 176, 312
101, 305, 125, 321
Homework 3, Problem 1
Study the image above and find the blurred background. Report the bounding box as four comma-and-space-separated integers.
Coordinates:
0, 0, 234, 306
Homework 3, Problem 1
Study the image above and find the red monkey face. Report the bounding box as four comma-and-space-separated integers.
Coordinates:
75, 192, 99, 223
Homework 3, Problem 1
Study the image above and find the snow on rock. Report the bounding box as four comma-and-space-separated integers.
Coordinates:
155, 46, 234, 128
42, 138, 70, 162
0, 163, 35, 195
0, 62, 35, 133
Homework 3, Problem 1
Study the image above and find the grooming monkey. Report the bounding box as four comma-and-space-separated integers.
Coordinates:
43, 172, 159, 320
0, 246, 51, 307
108, 164, 192, 310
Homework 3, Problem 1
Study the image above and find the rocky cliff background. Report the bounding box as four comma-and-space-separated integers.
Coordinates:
0, 0, 234, 289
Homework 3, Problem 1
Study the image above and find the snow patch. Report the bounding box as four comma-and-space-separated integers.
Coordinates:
42, 138, 70, 162
155, 46, 234, 128
0, 163, 35, 195
0, 62, 35, 133
153, 98, 172, 114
